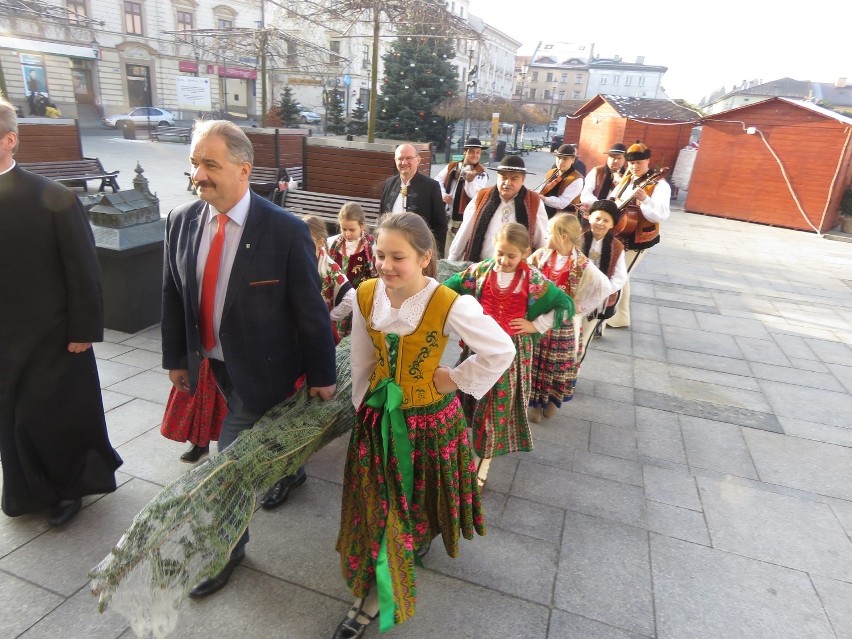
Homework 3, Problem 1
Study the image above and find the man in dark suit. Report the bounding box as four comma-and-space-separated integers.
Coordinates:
379, 143, 447, 255
161, 120, 337, 598
0, 97, 122, 528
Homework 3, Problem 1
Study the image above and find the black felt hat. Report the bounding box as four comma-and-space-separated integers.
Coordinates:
555, 144, 576, 157
463, 137, 489, 150
607, 143, 627, 154
489, 154, 535, 174
589, 199, 622, 226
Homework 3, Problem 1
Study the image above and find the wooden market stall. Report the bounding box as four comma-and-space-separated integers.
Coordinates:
686, 98, 852, 233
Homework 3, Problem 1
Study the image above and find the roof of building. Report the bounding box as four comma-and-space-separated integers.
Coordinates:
714, 77, 813, 103
813, 81, 852, 107
573, 94, 700, 121
702, 96, 852, 126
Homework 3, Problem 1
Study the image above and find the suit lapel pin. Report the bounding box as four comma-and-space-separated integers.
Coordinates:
245, 243, 251, 248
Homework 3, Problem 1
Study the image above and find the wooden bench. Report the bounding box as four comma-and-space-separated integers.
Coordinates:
281, 189, 381, 231
19, 157, 120, 192
504, 146, 530, 156
150, 126, 192, 143
184, 165, 304, 198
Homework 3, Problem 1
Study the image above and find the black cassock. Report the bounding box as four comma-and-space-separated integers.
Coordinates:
0, 166, 122, 516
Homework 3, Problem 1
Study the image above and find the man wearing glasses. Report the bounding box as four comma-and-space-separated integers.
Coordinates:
380, 143, 447, 255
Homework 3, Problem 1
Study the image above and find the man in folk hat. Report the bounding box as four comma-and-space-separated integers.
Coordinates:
380, 143, 447, 255
606, 140, 671, 329
579, 142, 627, 211
448, 154, 548, 262
435, 137, 489, 252
537, 143, 584, 218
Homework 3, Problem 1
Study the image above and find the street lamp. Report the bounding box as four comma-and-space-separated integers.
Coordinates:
513, 63, 528, 148
460, 48, 475, 152
550, 83, 557, 119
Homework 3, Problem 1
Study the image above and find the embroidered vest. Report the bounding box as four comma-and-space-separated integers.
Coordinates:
443, 161, 485, 219
613, 175, 661, 250
541, 168, 582, 217
329, 233, 374, 287
357, 279, 458, 409
466, 186, 541, 258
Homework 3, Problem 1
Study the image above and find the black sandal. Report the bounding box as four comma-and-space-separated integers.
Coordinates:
332, 602, 377, 639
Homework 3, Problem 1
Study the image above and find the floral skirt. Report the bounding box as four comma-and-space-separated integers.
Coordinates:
336, 393, 485, 627
462, 333, 534, 459
160, 358, 226, 446
529, 319, 579, 409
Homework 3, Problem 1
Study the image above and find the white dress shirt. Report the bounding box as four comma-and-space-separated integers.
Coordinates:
586, 238, 628, 294
195, 189, 251, 361
448, 195, 549, 262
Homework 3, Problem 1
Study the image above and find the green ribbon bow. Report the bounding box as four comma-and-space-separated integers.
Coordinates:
365, 376, 416, 633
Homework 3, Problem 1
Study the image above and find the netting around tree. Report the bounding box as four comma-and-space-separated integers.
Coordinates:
89, 338, 355, 639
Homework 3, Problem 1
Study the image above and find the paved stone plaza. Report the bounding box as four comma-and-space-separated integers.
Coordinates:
2, 136, 852, 638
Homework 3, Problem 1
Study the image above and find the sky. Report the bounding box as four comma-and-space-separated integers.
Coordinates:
467, 0, 850, 104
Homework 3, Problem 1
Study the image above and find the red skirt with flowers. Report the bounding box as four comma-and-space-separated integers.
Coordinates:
336, 392, 485, 627
462, 333, 534, 458
160, 358, 226, 447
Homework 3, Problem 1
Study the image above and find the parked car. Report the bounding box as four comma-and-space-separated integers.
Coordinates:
295, 103, 321, 124
102, 107, 176, 129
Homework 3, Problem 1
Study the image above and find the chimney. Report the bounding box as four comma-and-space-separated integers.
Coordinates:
837, 77, 847, 88
636, 55, 644, 65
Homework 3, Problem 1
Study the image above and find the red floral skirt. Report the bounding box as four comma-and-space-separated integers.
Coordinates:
160, 358, 226, 446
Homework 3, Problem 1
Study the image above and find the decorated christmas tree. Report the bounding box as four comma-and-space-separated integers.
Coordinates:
376, 29, 457, 143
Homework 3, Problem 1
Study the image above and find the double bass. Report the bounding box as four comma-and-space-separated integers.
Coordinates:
612, 167, 670, 236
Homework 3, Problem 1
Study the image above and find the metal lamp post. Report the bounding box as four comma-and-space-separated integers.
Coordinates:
460, 48, 475, 153
512, 63, 528, 148
550, 83, 557, 119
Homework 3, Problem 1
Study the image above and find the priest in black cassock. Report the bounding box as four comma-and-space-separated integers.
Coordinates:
0, 97, 122, 527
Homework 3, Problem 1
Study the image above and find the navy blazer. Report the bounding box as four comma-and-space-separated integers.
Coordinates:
161, 191, 337, 414
380, 172, 447, 255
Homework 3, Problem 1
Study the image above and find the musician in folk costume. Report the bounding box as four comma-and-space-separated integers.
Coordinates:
579, 142, 627, 212
447, 154, 549, 262
537, 144, 584, 218
435, 137, 489, 252
606, 141, 671, 330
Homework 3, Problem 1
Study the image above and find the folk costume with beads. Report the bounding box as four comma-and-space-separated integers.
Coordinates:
337, 278, 514, 631
327, 232, 375, 336
527, 248, 611, 408
444, 260, 574, 458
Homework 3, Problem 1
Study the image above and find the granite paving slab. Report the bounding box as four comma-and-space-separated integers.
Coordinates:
118, 335, 162, 353
478, 454, 519, 495
106, 370, 172, 405
589, 423, 638, 461
645, 500, 711, 546
531, 418, 591, 451
114, 427, 196, 486
665, 348, 753, 376
104, 398, 165, 448
680, 416, 758, 478
498, 496, 565, 544
100, 390, 135, 412
95, 359, 146, 388
630, 329, 667, 364
643, 463, 701, 511
660, 325, 743, 359
555, 394, 636, 430
804, 337, 852, 365
698, 475, 852, 581
0, 478, 162, 597
424, 524, 558, 605
92, 341, 135, 360
652, 306, 700, 329
17, 586, 129, 639
512, 460, 645, 528
790, 356, 832, 373
549, 609, 653, 639
695, 312, 771, 339
636, 389, 782, 434
635, 406, 687, 465
110, 348, 165, 370
575, 350, 634, 387
669, 376, 771, 412
779, 416, 852, 448
581, 379, 636, 404
810, 576, 852, 639
668, 363, 761, 391
750, 361, 846, 392
633, 359, 675, 395
743, 429, 852, 501
102, 329, 134, 343
734, 335, 793, 366
826, 362, 852, 393
572, 449, 643, 486
0, 570, 63, 639
768, 331, 819, 361
554, 510, 654, 637
651, 534, 835, 639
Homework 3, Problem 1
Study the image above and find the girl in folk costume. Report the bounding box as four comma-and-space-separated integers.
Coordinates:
302, 215, 355, 344
527, 214, 612, 422
327, 203, 378, 337
579, 200, 628, 349
444, 223, 575, 486
334, 213, 514, 639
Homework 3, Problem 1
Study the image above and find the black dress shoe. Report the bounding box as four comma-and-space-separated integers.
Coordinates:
332, 605, 377, 639
180, 444, 209, 463
48, 498, 82, 527
188, 548, 245, 598
260, 468, 307, 510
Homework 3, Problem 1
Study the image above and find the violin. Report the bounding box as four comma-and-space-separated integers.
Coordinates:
612, 167, 670, 236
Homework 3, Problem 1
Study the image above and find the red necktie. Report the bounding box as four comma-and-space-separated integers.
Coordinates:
199, 213, 228, 351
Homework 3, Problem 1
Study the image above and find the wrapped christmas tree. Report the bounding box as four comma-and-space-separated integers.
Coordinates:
90, 338, 355, 639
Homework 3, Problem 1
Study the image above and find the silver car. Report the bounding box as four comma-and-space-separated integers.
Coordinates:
103, 107, 176, 129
